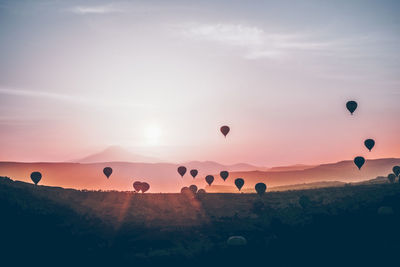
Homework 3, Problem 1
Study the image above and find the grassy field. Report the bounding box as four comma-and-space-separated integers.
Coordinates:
1, 176, 400, 266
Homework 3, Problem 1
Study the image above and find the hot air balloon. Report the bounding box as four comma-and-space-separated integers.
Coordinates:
196, 188, 206, 199
181, 187, 194, 198
393, 166, 400, 177
190, 169, 198, 179
197, 189, 206, 194
235, 178, 244, 191
364, 139, 375, 152
346, 101, 357, 115
177, 166, 187, 177
30, 171, 42, 185
220, 125, 230, 138
388, 173, 396, 183
141, 182, 150, 193
255, 183, 266, 196
133, 181, 142, 192
180, 187, 189, 194
103, 167, 113, 178
189, 184, 198, 194
220, 171, 229, 181
354, 156, 365, 170
205, 175, 214, 186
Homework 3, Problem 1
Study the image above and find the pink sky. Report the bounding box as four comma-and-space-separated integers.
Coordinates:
0, 1, 399, 166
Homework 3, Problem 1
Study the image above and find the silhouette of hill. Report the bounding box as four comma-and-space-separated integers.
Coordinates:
76, 146, 161, 163
1, 176, 400, 266
0, 158, 398, 192
0, 160, 265, 192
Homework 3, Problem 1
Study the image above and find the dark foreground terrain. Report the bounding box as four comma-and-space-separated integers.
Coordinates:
1, 177, 400, 266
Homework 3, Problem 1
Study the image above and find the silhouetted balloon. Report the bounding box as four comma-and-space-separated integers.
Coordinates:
30, 171, 42, 185
393, 166, 400, 177
354, 156, 365, 170
133, 181, 142, 192
103, 167, 112, 178
190, 169, 198, 179
388, 173, 396, 183
205, 175, 214, 186
181, 187, 194, 198
220, 171, 229, 181
235, 178, 244, 191
364, 139, 375, 151
197, 189, 206, 194
220, 125, 230, 137
255, 183, 266, 196
177, 166, 187, 177
346, 101, 357, 115
180, 187, 189, 194
141, 182, 150, 193
189, 184, 198, 194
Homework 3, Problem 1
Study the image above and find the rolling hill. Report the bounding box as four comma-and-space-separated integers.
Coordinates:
0, 158, 398, 192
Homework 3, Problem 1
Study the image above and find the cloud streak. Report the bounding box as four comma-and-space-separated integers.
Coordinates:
69, 4, 122, 15
180, 23, 349, 59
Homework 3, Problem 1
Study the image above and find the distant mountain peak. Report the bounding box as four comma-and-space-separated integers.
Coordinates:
75, 146, 160, 163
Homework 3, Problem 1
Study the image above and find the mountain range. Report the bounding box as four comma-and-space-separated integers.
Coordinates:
0, 155, 398, 192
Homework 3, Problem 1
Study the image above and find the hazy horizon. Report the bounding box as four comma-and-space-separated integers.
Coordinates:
1, 0, 399, 166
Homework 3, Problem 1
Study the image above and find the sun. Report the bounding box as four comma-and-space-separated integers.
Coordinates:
144, 124, 162, 146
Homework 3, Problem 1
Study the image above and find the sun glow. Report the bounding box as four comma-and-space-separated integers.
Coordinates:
144, 124, 162, 146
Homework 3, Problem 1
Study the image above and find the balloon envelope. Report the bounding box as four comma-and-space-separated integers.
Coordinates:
30, 171, 42, 185
141, 182, 150, 193
177, 166, 187, 177
364, 139, 375, 151
346, 101, 358, 115
388, 174, 396, 183
103, 167, 113, 178
189, 184, 198, 194
133, 181, 142, 192
235, 178, 244, 191
393, 166, 400, 177
190, 169, 198, 178
255, 183, 267, 196
220, 125, 230, 137
220, 171, 229, 181
354, 156, 365, 170
197, 189, 206, 194
205, 175, 214, 186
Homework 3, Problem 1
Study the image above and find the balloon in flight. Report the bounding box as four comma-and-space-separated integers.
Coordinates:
103, 167, 113, 178
255, 183, 267, 196
205, 175, 214, 186
354, 156, 365, 170
197, 189, 206, 194
393, 166, 400, 177
133, 181, 142, 192
141, 182, 150, 193
346, 101, 358, 115
220, 125, 230, 138
388, 173, 396, 183
364, 139, 375, 152
181, 187, 189, 194
189, 184, 198, 194
220, 171, 229, 181
190, 169, 198, 179
177, 166, 187, 177
30, 171, 42, 185
235, 178, 244, 191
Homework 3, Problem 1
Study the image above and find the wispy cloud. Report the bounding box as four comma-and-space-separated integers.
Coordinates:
179, 23, 346, 59
0, 87, 152, 109
69, 4, 122, 15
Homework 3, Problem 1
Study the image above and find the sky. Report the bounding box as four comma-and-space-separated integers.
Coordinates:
0, 0, 399, 166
